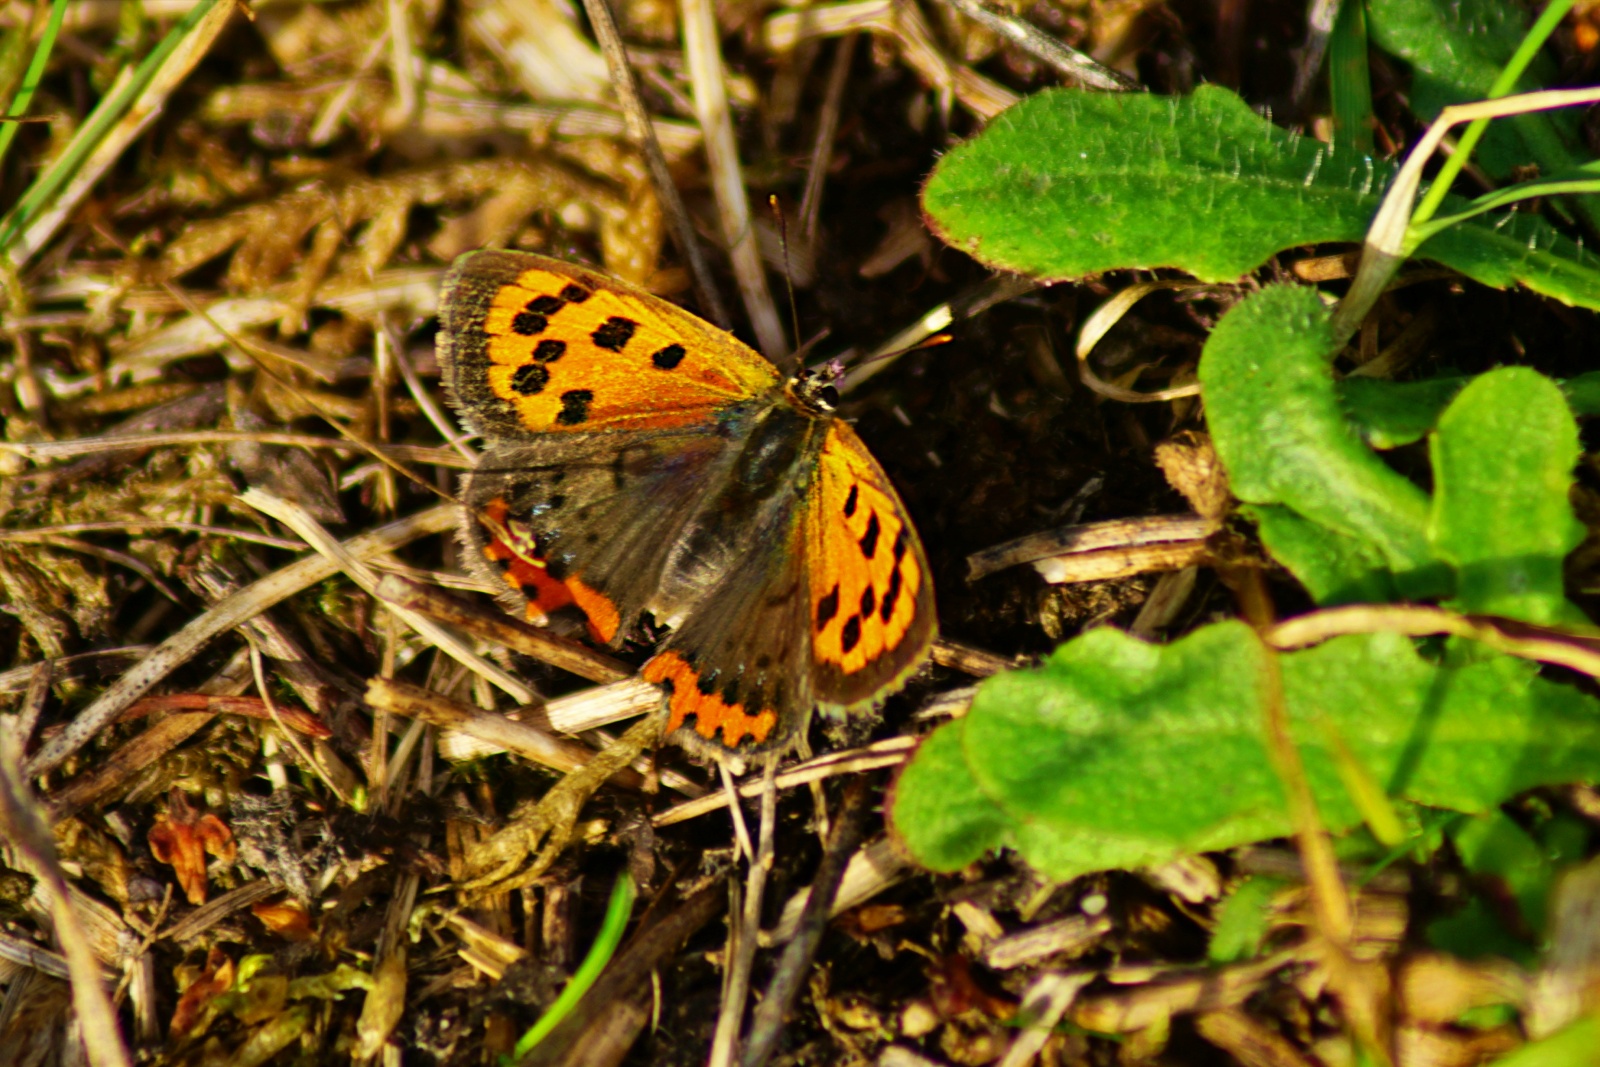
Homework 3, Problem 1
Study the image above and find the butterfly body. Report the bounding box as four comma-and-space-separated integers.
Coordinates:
438, 250, 935, 756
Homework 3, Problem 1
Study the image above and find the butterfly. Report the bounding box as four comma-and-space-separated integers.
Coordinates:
436, 250, 936, 757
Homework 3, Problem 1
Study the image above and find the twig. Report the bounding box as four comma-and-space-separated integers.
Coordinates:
25, 504, 457, 778
799, 34, 858, 245
656, 737, 915, 826
931, 0, 1135, 90
0, 733, 132, 1067
0, 432, 468, 467
719, 763, 756, 864
968, 514, 1215, 581
579, 0, 732, 329
16, 659, 51, 750
681, 0, 789, 363
366, 676, 647, 786
239, 488, 536, 705
1269, 603, 1600, 678
373, 573, 632, 684
741, 778, 871, 1067
709, 760, 778, 1067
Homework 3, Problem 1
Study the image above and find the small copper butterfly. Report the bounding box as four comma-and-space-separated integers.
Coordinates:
436, 250, 936, 756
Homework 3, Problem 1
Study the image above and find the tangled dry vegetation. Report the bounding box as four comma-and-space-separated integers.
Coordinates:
2, 0, 1599, 1066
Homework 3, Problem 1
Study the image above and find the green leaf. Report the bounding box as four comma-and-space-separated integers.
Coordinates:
892, 622, 1600, 881
922, 85, 1387, 284
959, 622, 1282, 878
1561, 371, 1600, 418
1208, 876, 1285, 963
1246, 504, 1399, 605
889, 720, 1015, 873
1339, 376, 1470, 449
1200, 285, 1442, 594
1328, 0, 1375, 156
1367, 0, 1591, 205
1416, 213, 1600, 312
1484, 1017, 1600, 1067
1428, 367, 1585, 625
922, 85, 1600, 309
1341, 371, 1600, 450
1455, 810, 1555, 935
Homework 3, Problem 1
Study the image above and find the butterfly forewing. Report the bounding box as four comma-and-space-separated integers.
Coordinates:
441, 251, 779, 440
806, 421, 936, 709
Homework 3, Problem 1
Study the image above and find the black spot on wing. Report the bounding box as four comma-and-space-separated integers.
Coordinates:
512, 312, 548, 336
843, 484, 858, 518
841, 615, 861, 653
512, 363, 549, 395
880, 568, 901, 622
893, 527, 909, 562
858, 513, 881, 559
560, 284, 591, 303
534, 339, 566, 362
860, 586, 876, 618
652, 343, 686, 369
557, 389, 594, 425
592, 317, 637, 352
527, 295, 565, 315
816, 584, 840, 628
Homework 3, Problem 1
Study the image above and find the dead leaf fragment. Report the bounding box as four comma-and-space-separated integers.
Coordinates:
252, 898, 316, 942
148, 789, 236, 904
354, 948, 408, 1060
170, 945, 235, 1038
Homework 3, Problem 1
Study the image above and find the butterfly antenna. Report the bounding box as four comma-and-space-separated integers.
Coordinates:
856, 333, 953, 368
771, 194, 804, 358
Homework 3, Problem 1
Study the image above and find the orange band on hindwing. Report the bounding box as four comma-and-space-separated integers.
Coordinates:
474, 497, 621, 644
643, 650, 779, 748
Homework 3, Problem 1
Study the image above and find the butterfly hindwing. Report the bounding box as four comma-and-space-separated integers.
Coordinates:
440, 250, 780, 440
461, 426, 736, 644
643, 497, 817, 754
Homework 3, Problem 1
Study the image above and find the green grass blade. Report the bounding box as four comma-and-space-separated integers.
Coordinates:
1410, 0, 1578, 227
0, 0, 69, 175
0, 0, 220, 255
1415, 175, 1600, 241
511, 871, 637, 1062
1328, 0, 1374, 156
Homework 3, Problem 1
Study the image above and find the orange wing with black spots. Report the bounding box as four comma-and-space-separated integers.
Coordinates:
440, 250, 779, 440
807, 421, 936, 709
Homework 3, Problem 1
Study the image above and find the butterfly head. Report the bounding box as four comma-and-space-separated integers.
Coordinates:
788, 358, 843, 415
